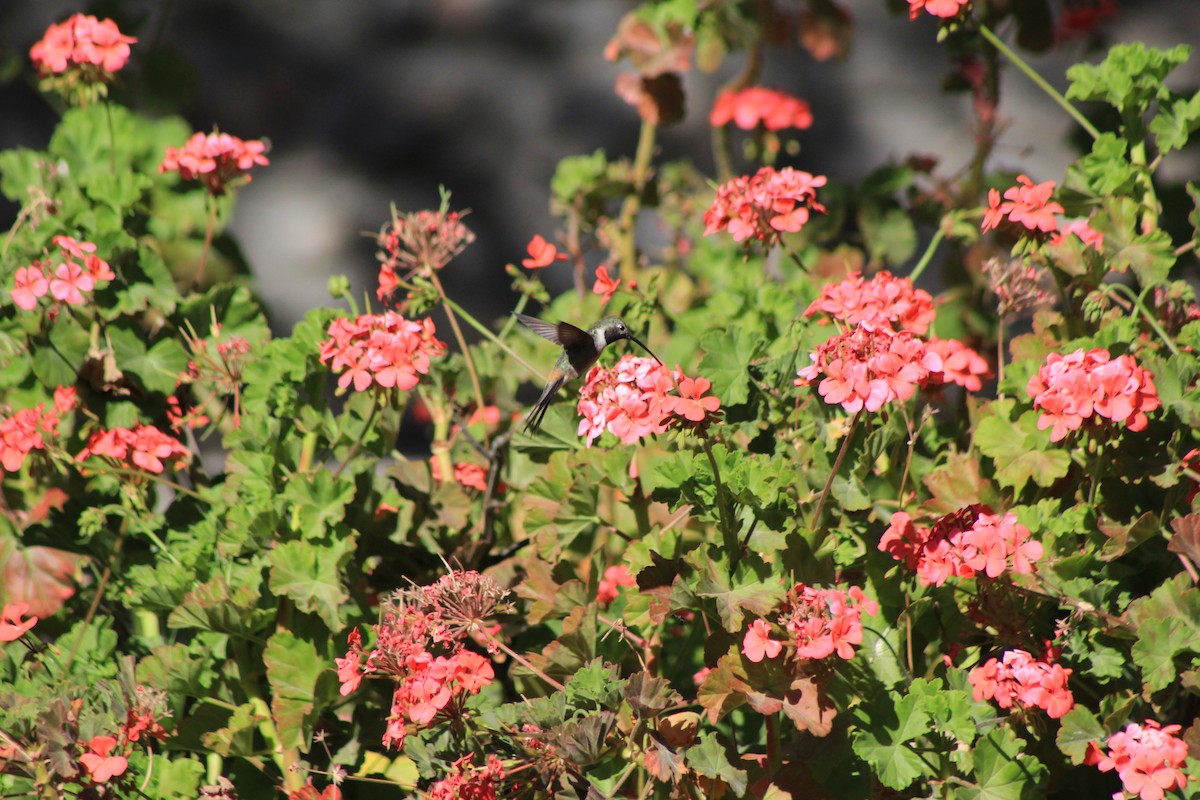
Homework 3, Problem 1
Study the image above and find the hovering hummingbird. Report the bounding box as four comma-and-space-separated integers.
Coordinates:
515, 312, 662, 433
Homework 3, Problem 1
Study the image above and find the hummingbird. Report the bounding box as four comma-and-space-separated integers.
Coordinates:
514, 312, 662, 433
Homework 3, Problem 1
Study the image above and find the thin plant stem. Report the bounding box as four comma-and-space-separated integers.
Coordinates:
1107, 282, 1179, 356
617, 120, 658, 281
440, 294, 543, 379
700, 434, 738, 560
908, 222, 946, 283
103, 100, 117, 174
333, 392, 381, 477
64, 522, 127, 672
101, 464, 207, 503
196, 194, 220, 287
996, 322, 1006, 393
978, 24, 1101, 141
810, 409, 864, 536
484, 633, 565, 691
428, 270, 486, 413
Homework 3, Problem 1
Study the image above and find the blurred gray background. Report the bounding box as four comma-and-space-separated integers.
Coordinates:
3, 1, 1198, 332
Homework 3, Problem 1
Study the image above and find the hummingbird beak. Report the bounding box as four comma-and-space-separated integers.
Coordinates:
627, 335, 663, 365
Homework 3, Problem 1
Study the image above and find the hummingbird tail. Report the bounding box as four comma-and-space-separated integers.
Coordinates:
523, 377, 564, 434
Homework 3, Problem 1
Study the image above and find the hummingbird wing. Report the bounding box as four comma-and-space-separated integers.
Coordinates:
514, 313, 591, 349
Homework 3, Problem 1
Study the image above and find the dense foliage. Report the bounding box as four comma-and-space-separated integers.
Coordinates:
2, 3, 1199, 799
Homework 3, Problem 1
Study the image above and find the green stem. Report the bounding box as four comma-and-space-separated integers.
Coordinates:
908, 222, 947, 283
1127, 135, 1160, 231
196, 195, 220, 288
617, 121, 658, 282
700, 434, 738, 560
333, 392, 381, 477
100, 464, 207, 504
440, 294, 543, 379
428, 270, 486, 414
978, 24, 1100, 141
1107, 282, 1179, 356
103, 100, 117, 175
810, 409, 864, 538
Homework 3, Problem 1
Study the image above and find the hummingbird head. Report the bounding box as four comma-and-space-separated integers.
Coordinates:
593, 316, 663, 364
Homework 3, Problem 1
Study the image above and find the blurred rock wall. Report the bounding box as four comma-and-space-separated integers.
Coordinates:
2, 0, 1197, 330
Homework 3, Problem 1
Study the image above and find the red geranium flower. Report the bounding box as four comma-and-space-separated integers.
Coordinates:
521, 234, 567, 269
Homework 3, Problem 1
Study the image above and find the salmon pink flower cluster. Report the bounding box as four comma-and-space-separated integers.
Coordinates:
427, 755, 506, 800
79, 735, 128, 784
805, 270, 936, 334
879, 505, 1043, 587
159, 131, 269, 195
795, 324, 943, 413
11, 236, 115, 311
376, 205, 475, 298
1050, 218, 1105, 251
597, 564, 636, 606
334, 572, 509, 750
592, 265, 621, 305
927, 338, 992, 392
521, 234, 567, 269
30, 14, 136, 80
1027, 348, 1160, 442
577, 355, 674, 446
771, 582, 879, 661
1086, 720, 1189, 800
319, 312, 446, 393
709, 87, 814, 131
0, 603, 38, 642
703, 166, 827, 244
0, 387, 77, 473
76, 424, 189, 474
982, 174, 1064, 234
658, 375, 722, 423
907, 0, 970, 19
968, 649, 1075, 719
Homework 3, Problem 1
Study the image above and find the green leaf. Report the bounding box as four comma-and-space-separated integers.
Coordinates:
973, 399, 1070, 493
563, 660, 625, 709
264, 631, 328, 751
692, 550, 784, 630
146, 754, 205, 799
1129, 573, 1200, 692
698, 326, 763, 407
859, 205, 917, 266
167, 574, 273, 636
109, 328, 189, 394
31, 317, 90, 389
267, 537, 355, 630
685, 732, 748, 796
1149, 90, 1200, 154
1056, 706, 1106, 765
1066, 43, 1191, 114
282, 470, 357, 537
851, 689, 932, 791
959, 728, 1046, 800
